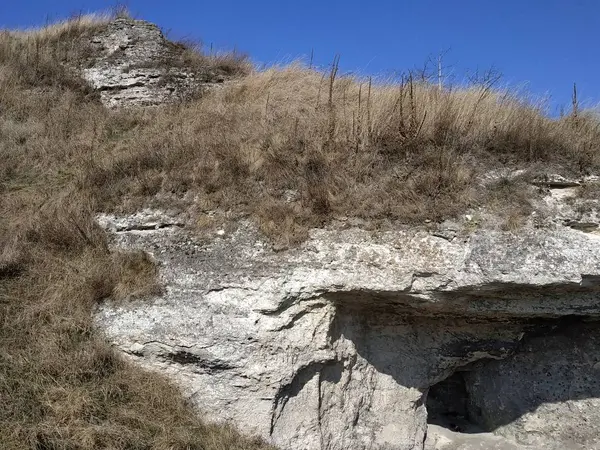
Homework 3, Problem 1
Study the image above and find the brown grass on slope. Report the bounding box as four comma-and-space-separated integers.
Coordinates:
0, 14, 271, 450
0, 199, 273, 450
74, 66, 600, 244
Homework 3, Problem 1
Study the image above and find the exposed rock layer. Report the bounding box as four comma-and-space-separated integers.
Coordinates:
82, 18, 223, 107
95, 210, 600, 450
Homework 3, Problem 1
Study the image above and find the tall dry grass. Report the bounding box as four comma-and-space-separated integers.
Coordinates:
1, 12, 600, 449
0, 14, 271, 450
74, 65, 600, 244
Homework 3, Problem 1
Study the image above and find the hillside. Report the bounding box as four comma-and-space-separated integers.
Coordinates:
0, 13, 268, 450
2, 12, 600, 450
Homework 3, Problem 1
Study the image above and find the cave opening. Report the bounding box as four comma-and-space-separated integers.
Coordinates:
426, 370, 487, 435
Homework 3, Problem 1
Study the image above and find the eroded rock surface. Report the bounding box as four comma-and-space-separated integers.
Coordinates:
94, 208, 600, 450
82, 18, 223, 107
463, 323, 600, 449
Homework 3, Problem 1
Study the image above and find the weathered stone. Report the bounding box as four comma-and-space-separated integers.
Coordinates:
462, 322, 600, 450
531, 173, 582, 189
94, 209, 600, 450
81, 18, 222, 107
424, 424, 524, 450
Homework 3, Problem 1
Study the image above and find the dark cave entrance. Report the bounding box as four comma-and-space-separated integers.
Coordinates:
426, 370, 487, 434
424, 316, 600, 436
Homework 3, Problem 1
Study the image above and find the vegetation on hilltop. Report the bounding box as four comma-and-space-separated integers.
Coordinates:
1, 11, 599, 450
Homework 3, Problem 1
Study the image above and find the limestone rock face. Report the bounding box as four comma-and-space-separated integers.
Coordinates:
463, 324, 600, 450
94, 210, 600, 450
82, 18, 221, 107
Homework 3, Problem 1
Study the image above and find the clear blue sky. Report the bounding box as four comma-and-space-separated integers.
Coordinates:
1, 1, 598, 114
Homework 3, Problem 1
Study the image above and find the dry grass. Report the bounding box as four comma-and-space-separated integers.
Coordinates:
0, 14, 272, 450
0, 192, 271, 449
75, 65, 600, 244
2, 12, 600, 449
162, 40, 253, 79
484, 176, 535, 231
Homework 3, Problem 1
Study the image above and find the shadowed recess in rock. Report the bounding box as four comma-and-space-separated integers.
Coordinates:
425, 318, 600, 448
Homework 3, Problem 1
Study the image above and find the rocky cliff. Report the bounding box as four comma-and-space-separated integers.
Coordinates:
95, 196, 600, 450
5, 12, 600, 450
81, 18, 232, 107
80, 16, 600, 450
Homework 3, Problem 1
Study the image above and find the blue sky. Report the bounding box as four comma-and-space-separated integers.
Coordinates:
1, 1, 598, 114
